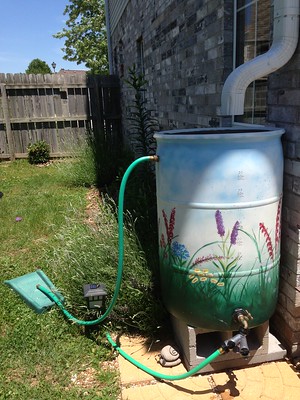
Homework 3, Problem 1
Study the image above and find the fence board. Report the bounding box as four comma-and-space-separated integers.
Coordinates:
0, 84, 14, 160
0, 73, 121, 160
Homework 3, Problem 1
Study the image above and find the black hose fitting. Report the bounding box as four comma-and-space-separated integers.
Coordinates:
226, 333, 245, 350
239, 335, 250, 357
221, 326, 250, 356
220, 342, 230, 354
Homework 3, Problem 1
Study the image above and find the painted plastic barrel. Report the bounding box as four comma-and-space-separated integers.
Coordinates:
154, 126, 284, 331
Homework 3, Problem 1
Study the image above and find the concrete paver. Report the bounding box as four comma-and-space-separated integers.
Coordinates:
116, 335, 300, 400
122, 377, 216, 400
213, 362, 300, 399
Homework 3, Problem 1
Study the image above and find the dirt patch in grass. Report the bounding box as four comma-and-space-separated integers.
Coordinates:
85, 187, 102, 230
5, 367, 26, 384
101, 359, 119, 373
69, 367, 101, 389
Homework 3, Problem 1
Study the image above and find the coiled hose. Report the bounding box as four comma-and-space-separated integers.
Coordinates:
37, 155, 224, 380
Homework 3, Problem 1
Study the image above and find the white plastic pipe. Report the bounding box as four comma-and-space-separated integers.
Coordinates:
221, 0, 299, 116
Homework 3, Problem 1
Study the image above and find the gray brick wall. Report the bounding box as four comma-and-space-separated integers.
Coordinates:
111, 0, 233, 133
268, 41, 300, 357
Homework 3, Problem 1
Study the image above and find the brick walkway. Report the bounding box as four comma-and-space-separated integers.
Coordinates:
117, 336, 300, 400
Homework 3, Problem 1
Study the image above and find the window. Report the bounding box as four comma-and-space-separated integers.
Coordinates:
136, 36, 144, 75
235, 0, 271, 124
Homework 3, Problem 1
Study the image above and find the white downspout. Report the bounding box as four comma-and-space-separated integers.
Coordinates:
104, 0, 114, 75
220, 0, 299, 117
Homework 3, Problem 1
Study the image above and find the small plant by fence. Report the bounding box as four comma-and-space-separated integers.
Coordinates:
0, 73, 122, 160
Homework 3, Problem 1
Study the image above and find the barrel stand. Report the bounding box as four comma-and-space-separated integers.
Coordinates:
171, 316, 287, 372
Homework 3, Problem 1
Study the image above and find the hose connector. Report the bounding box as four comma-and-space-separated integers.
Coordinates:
221, 328, 250, 357
149, 155, 159, 162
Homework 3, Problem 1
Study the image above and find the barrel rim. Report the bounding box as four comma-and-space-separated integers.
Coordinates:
154, 126, 285, 140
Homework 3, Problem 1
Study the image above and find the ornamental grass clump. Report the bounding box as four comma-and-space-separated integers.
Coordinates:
49, 196, 166, 335
55, 139, 97, 187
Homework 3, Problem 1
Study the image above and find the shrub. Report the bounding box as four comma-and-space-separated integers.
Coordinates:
27, 140, 50, 164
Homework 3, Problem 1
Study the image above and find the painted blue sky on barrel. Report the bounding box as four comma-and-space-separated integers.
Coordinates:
0, 0, 87, 73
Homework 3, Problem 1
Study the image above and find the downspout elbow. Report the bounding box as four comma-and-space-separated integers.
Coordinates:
221, 0, 299, 117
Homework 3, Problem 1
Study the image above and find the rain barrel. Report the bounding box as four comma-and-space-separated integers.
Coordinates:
154, 126, 284, 331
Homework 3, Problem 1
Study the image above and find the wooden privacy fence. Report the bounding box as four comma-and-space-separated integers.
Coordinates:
0, 73, 122, 160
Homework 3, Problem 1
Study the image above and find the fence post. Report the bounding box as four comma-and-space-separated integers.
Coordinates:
0, 84, 15, 161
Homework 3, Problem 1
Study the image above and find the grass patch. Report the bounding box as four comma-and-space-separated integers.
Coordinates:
0, 160, 119, 399
0, 155, 166, 398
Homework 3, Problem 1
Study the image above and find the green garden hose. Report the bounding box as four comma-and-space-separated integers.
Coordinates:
106, 332, 224, 381
37, 154, 224, 380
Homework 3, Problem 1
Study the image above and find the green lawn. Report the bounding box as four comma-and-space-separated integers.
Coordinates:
0, 160, 120, 399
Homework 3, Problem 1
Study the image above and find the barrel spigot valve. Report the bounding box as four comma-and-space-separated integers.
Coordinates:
233, 308, 253, 330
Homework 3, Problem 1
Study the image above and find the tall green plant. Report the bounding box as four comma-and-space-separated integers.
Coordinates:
125, 66, 158, 157
121, 67, 161, 284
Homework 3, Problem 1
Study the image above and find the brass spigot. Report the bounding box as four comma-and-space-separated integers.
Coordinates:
233, 308, 253, 330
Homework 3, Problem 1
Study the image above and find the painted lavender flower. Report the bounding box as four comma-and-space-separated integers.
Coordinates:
275, 197, 282, 252
230, 221, 240, 245
192, 255, 225, 267
215, 210, 225, 237
162, 207, 176, 244
160, 233, 166, 248
259, 222, 274, 260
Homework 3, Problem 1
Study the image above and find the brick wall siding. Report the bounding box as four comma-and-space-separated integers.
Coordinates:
268, 41, 300, 357
111, 0, 233, 132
